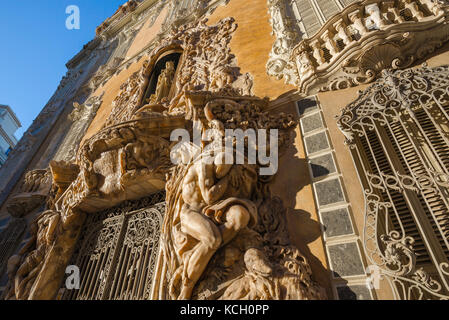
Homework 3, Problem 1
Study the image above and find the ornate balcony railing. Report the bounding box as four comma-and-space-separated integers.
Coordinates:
278, 0, 449, 94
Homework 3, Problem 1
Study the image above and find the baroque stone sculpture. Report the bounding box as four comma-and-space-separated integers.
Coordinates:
4, 17, 325, 301
149, 61, 176, 104
158, 96, 326, 300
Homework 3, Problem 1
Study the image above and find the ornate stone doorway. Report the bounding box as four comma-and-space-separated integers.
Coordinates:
62, 192, 165, 300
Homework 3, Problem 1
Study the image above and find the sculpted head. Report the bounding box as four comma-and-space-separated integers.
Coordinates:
171, 142, 201, 165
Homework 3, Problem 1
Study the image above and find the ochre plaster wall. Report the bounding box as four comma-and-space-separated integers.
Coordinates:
81, 58, 147, 144
271, 102, 333, 298
126, 6, 169, 58
207, 0, 296, 100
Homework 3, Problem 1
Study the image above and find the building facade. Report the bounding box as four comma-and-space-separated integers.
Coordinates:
1, 0, 449, 300
0, 105, 21, 168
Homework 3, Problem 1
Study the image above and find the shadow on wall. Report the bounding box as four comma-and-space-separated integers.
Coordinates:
271, 128, 355, 300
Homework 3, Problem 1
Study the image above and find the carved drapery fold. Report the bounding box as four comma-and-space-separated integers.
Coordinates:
4, 17, 324, 301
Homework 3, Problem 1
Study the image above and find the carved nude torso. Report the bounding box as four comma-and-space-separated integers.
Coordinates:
177, 151, 257, 299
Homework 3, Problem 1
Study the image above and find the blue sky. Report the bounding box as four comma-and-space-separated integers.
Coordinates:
0, 0, 128, 138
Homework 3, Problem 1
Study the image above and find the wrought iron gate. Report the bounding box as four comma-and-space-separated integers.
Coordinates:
63, 192, 165, 300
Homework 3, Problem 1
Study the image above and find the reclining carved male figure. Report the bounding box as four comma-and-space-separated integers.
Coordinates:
172, 144, 260, 300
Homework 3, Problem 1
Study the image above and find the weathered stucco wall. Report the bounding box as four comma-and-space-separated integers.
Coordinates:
77, 0, 332, 296
207, 0, 296, 100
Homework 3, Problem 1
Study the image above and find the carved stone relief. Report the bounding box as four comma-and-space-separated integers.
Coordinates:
53, 94, 104, 162
157, 94, 325, 300
6, 169, 52, 219
336, 65, 449, 299
3, 17, 324, 301
104, 17, 254, 128
267, 0, 449, 95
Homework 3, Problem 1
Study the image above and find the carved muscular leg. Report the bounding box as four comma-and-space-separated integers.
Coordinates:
179, 206, 222, 300
220, 205, 250, 246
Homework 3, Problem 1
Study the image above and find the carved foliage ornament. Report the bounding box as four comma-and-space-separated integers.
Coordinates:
5, 16, 323, 301
268, 0, 449, 95
6, 169, 52, 218
104, 17, 254, 128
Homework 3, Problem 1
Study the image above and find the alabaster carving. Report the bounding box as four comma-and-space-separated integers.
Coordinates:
96, 0, 139, 35
53, 94, 104, 163
268, 0, 449, 95
0, 217, 27, 299
161, 0, 230, 33
4, 17, 324, 301
159, 95, 325, 300
266, 0, 302, 85
6, 169, 52, 218
149, 61, 176, 104
4, 210, 60, 300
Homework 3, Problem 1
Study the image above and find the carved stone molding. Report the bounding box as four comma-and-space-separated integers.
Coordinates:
152, 93, 324, 300
86, 0, 233, 95
3, 16, 324, 300
268, 0, 449, 95
161, 0, 230, 32
3, 90, 324, 300
96, 0, 140, 36
266, 0, 303, 85
104, 17, 254, 128
53, 94, 104, 163
6, 169, 52, 219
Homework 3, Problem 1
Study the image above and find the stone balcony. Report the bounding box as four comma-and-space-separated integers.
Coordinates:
289, 0, 449, 95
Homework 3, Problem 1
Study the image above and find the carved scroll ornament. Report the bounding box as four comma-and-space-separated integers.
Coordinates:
337, 65, 449, 300
155, 93, 325, 300
4, 17, 324, 301
268, 0, 449, 95
104, 17, 254, 128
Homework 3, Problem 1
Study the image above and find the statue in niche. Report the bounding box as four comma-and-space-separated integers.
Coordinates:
149, 61, 176, 105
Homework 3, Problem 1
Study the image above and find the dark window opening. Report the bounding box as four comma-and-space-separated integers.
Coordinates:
141, 52, 182, 106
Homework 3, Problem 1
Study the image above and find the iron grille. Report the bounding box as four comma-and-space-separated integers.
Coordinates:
337, 66, 449, 299
62, 192, 165, 300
